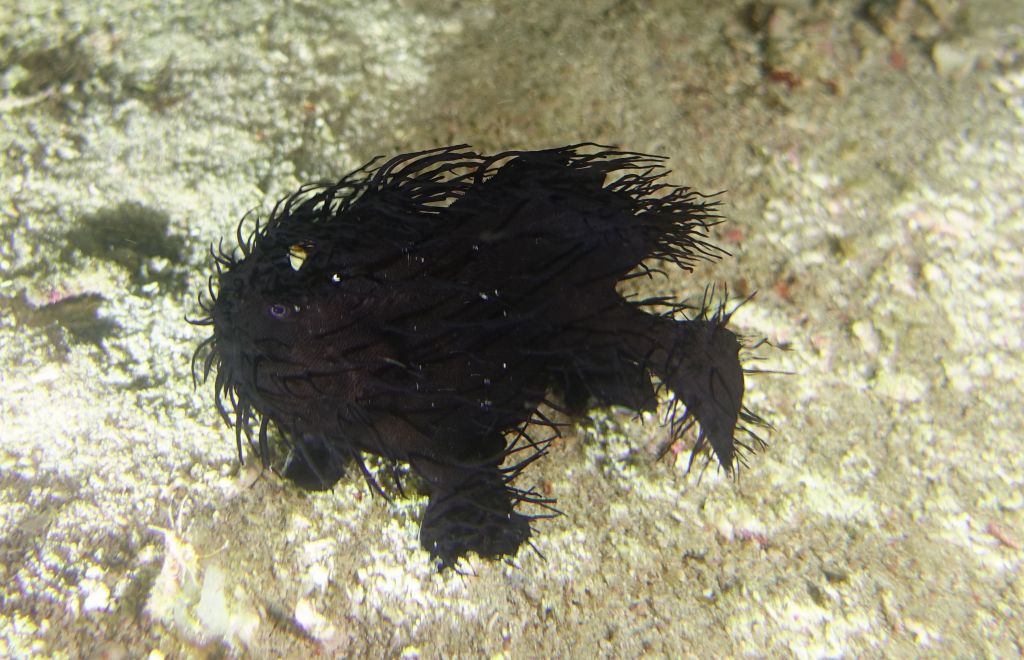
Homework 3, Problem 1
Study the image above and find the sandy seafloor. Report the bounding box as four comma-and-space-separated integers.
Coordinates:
1, 0, 1022, 657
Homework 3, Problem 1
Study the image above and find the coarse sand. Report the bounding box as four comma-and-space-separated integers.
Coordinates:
1, 0, 1021, 656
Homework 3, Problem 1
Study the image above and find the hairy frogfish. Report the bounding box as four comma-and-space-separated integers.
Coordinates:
193, 145, 765, 567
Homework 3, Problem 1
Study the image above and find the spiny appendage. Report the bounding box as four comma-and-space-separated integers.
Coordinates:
186, 222, 270, 468
651, 290, 771, 476
419, 428, 561, 569
608, 170, 725, 271
246, 144, 723, 247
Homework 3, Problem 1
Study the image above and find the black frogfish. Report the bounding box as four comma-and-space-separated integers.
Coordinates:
193, 145, 764, 567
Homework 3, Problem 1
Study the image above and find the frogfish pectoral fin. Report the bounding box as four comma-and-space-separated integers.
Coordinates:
282, 433, 349, 491
415, 461, 533, 568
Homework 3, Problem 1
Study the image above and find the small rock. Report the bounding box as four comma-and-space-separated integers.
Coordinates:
851, 320, 881, 355
933, 40, 976, 78
873, 371, 927, 403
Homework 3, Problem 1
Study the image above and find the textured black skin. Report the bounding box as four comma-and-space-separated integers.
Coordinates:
194, 145, 760, 568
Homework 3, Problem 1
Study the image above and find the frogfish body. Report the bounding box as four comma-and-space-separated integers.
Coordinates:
195, 145, 762, 567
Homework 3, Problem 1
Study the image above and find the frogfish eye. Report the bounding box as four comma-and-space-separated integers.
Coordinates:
268, 303, 295, 320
